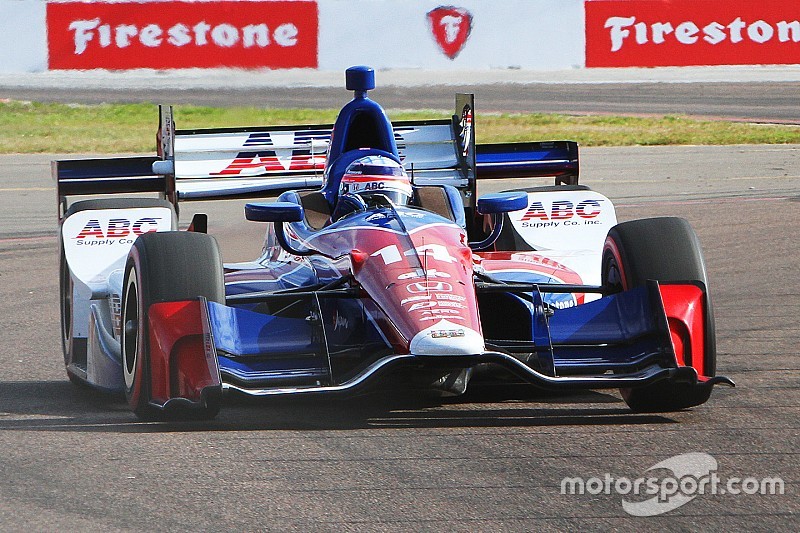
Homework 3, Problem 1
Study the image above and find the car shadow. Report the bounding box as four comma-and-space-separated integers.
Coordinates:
0, 379, 676, 433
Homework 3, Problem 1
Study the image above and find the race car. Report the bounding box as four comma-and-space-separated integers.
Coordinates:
55, 66, 733, 420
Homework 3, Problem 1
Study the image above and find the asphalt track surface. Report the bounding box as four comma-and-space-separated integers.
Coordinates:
3, 81, 800, 123
0, 144, 798, 530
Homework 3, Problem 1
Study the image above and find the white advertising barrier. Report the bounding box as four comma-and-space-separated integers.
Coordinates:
318, 0, 585, 71
7, 0, 800, 73
0, 0, 47, 72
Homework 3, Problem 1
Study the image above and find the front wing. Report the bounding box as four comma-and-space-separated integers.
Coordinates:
142, 281, 733, 413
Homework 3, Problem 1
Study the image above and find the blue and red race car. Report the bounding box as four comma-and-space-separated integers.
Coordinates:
55, 66, 733, 420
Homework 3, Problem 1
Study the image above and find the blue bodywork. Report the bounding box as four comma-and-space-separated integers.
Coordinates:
209, 273, 678, 391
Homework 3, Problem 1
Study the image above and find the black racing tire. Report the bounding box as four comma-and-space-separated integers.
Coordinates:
59, 198, 176, 386
601, 217, 716, 412
59, 245, 81, 368
121, 231, 224, 421
62, 197, 176, 221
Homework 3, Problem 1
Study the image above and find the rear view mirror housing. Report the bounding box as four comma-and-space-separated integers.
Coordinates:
245, 202, 304, 223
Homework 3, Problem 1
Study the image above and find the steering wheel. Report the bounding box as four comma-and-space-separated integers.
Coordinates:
363, 193, 393, 208
331, 193, 368, 222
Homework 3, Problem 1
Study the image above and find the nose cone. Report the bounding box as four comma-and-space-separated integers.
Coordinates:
409, 319, 484, 356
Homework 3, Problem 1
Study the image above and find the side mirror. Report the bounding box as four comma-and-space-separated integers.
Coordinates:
245, 202, 304, 223
476, 191, 528, 215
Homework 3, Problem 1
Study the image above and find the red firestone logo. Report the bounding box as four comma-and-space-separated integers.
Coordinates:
427, 6, 473, 59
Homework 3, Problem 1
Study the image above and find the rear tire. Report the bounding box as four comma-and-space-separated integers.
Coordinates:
121, 231, 224, 420
601, 217, 716, 412
59, 198, 175, 386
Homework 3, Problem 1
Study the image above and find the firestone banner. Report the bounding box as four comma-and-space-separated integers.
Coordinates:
586, 0, 800, 67
47, 0, 318, 70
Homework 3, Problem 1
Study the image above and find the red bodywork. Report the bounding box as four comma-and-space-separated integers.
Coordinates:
147, 300, 221, 406
658, 283, 711, 378
348, 223, 480, 354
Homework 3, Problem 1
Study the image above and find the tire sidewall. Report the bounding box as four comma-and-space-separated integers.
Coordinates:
601, 233, 629, 292
121, 245, 150, 413
59, 240, 72, 367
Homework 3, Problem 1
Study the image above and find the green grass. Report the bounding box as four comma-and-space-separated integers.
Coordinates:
1, 100, 799, 153
480, 113, 800, 146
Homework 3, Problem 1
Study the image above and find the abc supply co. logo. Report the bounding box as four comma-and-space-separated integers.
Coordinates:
73, 216, 162, 247
561, 452, 785, 516
46, 1, 318, 70
516, 199, 605, 229
427, 6, 473, 59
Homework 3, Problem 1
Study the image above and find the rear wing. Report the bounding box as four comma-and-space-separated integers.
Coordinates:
54, 96, 579, 214
476, 141, 578, 185
54, 156, 167, 221
55, 106, 176, 220
169, 118, 468, 199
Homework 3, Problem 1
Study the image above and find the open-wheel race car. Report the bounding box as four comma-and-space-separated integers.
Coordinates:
55, 66, 733, 420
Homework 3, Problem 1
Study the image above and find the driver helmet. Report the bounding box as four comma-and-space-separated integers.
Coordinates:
339, 155, 412, 206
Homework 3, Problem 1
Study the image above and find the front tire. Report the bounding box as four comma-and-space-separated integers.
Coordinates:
121, 231, 224, 420
601, 217, 716, 412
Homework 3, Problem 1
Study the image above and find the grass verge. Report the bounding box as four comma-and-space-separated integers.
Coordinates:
1, 100, 799, 153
